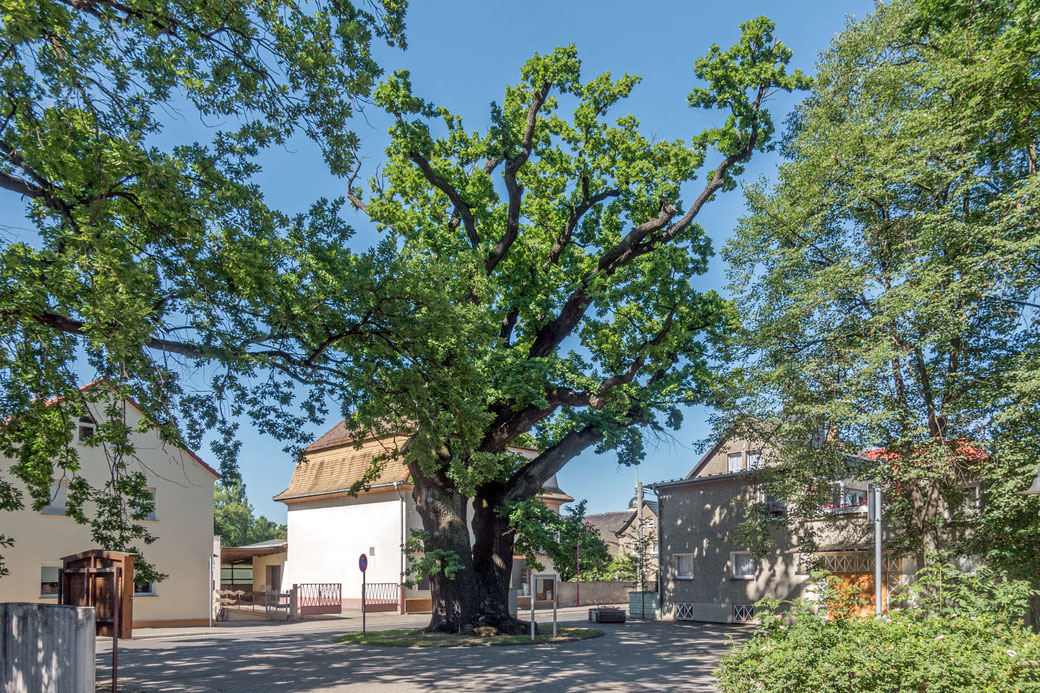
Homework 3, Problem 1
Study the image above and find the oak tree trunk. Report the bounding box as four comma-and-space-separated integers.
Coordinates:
410, 465, 479, 633
471, 487, 528, 634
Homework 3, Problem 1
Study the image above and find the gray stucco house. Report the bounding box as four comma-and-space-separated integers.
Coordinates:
649, 433, 919, 624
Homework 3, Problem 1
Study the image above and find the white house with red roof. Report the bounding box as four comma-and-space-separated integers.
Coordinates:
0, 382, 220, 627
274, 421, 573, 613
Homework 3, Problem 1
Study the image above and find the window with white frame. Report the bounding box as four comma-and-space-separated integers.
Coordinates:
76, 416, 96, 444
747, 450, 763, 470
674, 553, 694, 579
727, 452, 743, 473
731, 552, 756, 580
134, 579, 156, 596
142, 487, 157, 521
40, 565, 61, 597
765, 493, 788, 515
40, 480, 68, 515
652, 541, 659, 553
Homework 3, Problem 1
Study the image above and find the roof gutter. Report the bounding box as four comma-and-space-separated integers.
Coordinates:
273, 480, 411, 503
394, 481, 407, 606
648, 471, 751, 491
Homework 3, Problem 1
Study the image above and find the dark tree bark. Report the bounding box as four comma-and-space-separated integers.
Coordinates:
471, 483, 527, 634
410, 465, 479, 633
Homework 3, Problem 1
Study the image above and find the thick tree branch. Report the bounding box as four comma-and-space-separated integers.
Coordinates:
546, 181, 621, 266
527, 83, 769, 361
502, 424, 605, 503
485, 81, 551, 274
31, 312, 211, 358
407, 151, 479, 248
0, 142, 78, 228
345, 158, 368, 212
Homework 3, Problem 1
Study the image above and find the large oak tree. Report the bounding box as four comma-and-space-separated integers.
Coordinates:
332, 18, 806, 632
1, 6, 806, 633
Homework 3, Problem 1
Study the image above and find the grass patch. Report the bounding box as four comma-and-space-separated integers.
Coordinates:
334, 624, 604, 647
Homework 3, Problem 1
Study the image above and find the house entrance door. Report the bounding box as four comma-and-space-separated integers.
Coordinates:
266, 565, 282, 592
830, 572, 886, 618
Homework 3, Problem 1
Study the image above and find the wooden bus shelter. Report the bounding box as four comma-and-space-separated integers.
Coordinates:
59, 549, 134, 639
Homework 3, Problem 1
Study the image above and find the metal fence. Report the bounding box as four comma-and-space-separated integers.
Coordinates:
294, 582, 342, 616
266, 591, 293, 621
363, 582, 401, 610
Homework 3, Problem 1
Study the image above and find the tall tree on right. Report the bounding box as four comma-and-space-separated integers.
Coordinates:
719, 0, 1040, 577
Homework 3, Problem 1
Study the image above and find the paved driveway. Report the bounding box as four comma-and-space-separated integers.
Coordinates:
97, 608, 749, 692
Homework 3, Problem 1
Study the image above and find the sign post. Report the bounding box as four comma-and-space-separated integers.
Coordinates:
868, 485, 883, 616
552, 575, 558, 639
530, 574, 536, 641
359, 553, 368, 634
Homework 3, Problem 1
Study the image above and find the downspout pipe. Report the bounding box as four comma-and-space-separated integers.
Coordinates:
394, 481, 407, 614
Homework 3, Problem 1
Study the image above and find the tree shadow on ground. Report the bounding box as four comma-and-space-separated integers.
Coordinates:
97, 619, 750, 692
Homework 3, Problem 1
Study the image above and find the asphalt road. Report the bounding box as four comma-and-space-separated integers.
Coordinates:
97, 608, 749, 692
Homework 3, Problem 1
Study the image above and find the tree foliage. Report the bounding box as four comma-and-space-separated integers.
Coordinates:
716, 562, 1039, 693
214, 482, 286, 549
506, 499, 609, 582
329, 17, 807, 629
717, 0, 1040, 570
0, 0, 406, 573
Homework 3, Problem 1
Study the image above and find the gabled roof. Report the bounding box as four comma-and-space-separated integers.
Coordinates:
585, 510, 635, 538
627, 496, 659, 515
277, 421, 569, 504
274, 434, 410, 502
302, 420, 402, 453
538, 483, 574, 503
14, 380, 219, 478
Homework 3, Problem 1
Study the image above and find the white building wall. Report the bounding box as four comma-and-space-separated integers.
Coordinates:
283, 491, 406, 599
281, 474, 562, 605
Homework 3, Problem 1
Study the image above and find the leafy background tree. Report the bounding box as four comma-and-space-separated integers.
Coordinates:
214, 482, 287, 549
0, 0, 406, 575
507, 499, 609, 583
716, 0, 1040, 597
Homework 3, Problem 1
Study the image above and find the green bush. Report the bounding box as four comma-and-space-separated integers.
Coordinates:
715, 612, 1040, 693
716, 562, 1040, 692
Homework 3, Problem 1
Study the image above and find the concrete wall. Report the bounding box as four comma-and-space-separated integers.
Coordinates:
657, 477, 810, 623
557, 581, 640, 607
1, 602, 95, 693
0, 398, 218, 627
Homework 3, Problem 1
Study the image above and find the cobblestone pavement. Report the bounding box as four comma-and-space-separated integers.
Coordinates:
97, 606, 750, 692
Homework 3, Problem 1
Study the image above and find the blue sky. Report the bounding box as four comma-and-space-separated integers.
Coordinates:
3, 1, 875, 521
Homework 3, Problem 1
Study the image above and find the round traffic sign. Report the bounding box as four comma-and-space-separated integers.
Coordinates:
359, 553, 368, 572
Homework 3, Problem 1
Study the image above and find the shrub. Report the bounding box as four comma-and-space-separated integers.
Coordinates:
716, 563, 1040, 692
715, 612, 1040, 693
